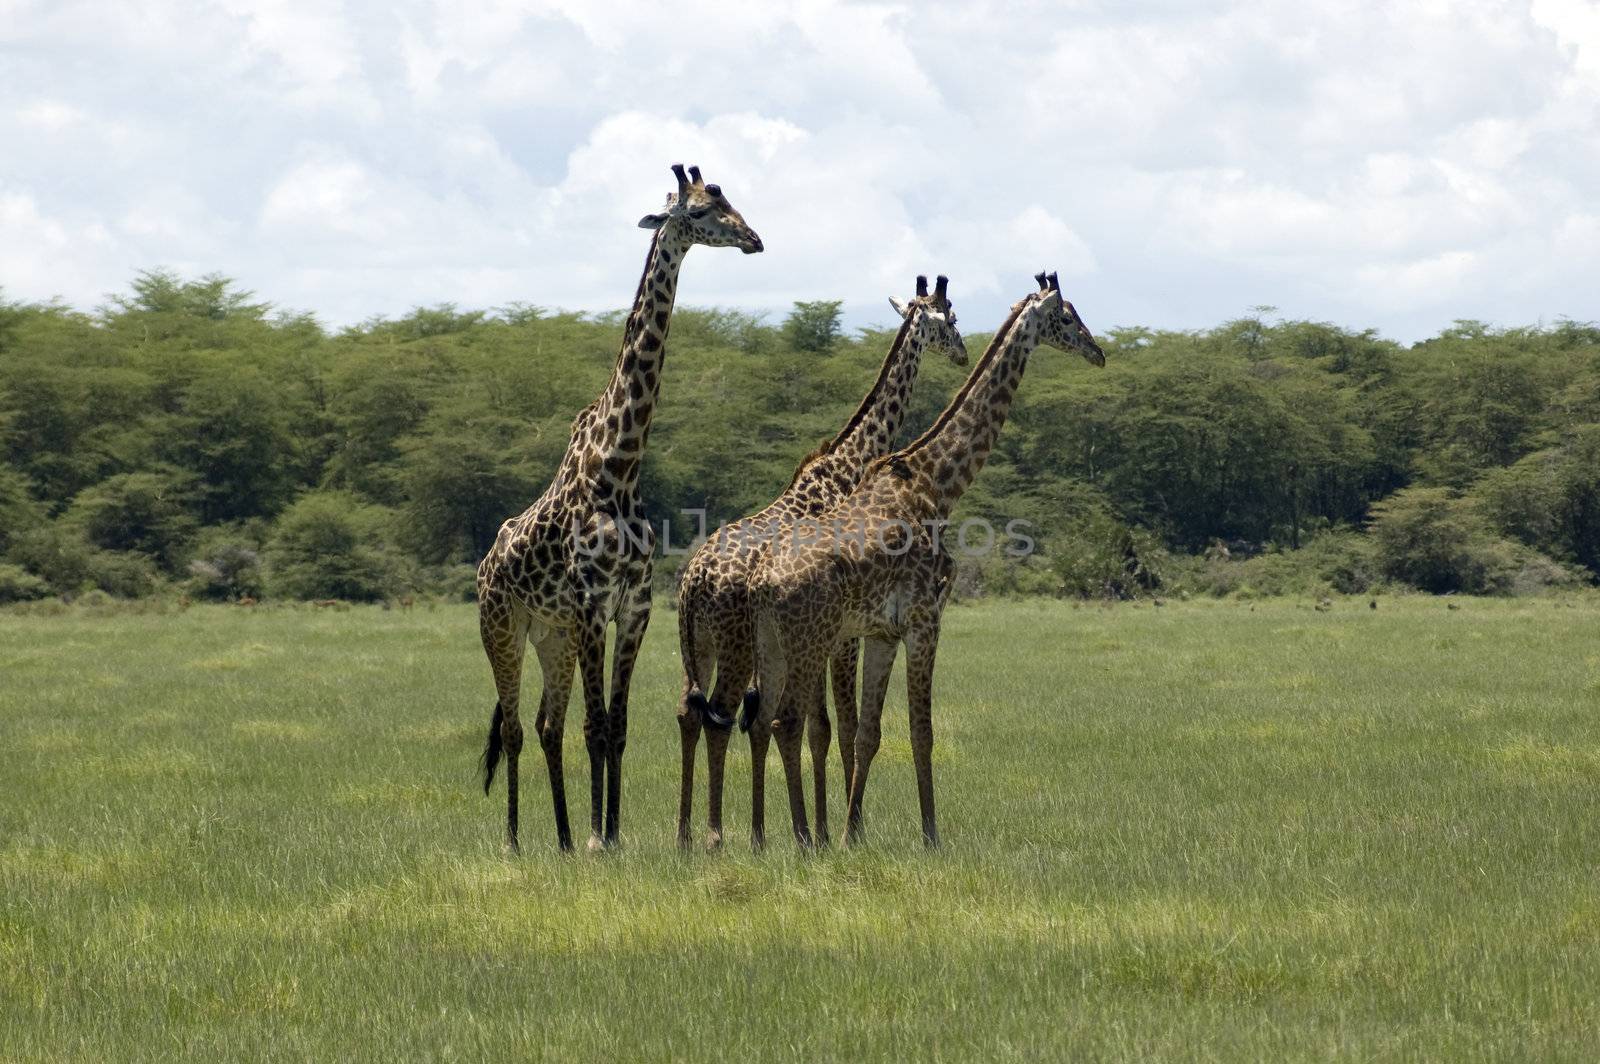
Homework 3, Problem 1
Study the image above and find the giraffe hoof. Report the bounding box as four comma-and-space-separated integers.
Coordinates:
704, 830, 724, 852
586, 835, 607, 854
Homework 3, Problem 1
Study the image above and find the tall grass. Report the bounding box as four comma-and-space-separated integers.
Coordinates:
3, 596, 1599, 1060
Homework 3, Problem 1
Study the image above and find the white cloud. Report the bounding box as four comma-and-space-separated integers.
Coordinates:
0, 0, 1596, 340
16, 99, 85, 129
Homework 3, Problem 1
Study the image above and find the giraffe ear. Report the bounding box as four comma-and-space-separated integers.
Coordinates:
888, 295, 911, 319
637, 212, 669, 230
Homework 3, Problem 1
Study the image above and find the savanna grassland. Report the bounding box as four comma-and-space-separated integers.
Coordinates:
3, 597, 1600, 1061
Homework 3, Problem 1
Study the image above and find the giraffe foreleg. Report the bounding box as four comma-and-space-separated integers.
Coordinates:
604, 578, 652, 848
827, 639, 861, 826
576, 614, 609, 853
904, 620, 943, 848
807, 667, 832, 847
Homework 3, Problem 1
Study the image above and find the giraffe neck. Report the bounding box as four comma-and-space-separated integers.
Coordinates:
898, 302, 1039, 519
824, 313, 929, 474
586, 223, 693, 494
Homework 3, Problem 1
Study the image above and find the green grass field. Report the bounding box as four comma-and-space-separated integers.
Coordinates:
4, 596, 1600, 1061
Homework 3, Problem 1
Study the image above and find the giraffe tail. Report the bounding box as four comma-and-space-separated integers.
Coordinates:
679, 570, 734, 728
738, 688, 760, 733
481, 700, 504, 793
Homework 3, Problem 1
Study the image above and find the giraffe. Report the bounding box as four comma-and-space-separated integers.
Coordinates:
477, 163, 763, 853
675, 275, 967, 850
747, 273, 1104, 849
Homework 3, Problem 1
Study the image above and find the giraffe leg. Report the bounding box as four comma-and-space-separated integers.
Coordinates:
807, 669, 831, 847
603, 578, 651, 848
677, 681, 704, 851
704, 639, 752, 851
478, 590, 531, 854
533, 629, 576, 852
844, 636, 898, 846
703, 717, 731, 851
905, 622, 943, 848
677, 581, 718, 850
575, 615, 609, 853
774, 701, 812, 849
749, 616, 786, 853
830, 640, 860, 803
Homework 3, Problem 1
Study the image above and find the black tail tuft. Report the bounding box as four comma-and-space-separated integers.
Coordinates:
738, 688, 760, 733
690, 688, 737, 730
481, 701, 504, 794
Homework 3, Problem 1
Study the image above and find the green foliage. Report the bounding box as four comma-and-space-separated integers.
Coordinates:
1178, 531, 1378, 599
1474, 424, 1600, 574
0, 562, 49, 603
0, 467, 44, 554
782, 299, 843, 353
4, 523, 161, 597
3, 273, 1599, 600
61, 468, 199, 568
1368, 487, 1546, 595
266, 491, 399, 601
1050, 512, 1168, 600
184, 526, 266, 602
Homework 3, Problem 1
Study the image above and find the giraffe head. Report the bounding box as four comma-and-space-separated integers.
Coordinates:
637, 163, 764, 254
888, 274, 969, 366
1025, 271, 1104, 366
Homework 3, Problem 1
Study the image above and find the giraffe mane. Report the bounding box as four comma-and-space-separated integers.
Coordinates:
778, 306, 919, 491
779, 438, 841, 492
874, 293, 1034, 469
828, 310, 918, 450
623, 228, 665, 335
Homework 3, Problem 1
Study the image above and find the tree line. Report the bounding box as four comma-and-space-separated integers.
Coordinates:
2, 271, 1598, 604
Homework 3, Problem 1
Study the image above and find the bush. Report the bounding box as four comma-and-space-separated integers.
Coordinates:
1509, 552, 1585, 595
186, 543, 265, 601
266, 491, 400, 601
1473, 426, 1600, 575
1177, 531, 1379, 598
429, 563, 479, 602
84, 551, 162, 598
0, 468, 45, 555
1369, 487, 1523, 594
6, 524, 161, 597
62, 468, 199, 570
0, 562, 49, 603
1050, 513, 1167, 599
6, 525, 96, 592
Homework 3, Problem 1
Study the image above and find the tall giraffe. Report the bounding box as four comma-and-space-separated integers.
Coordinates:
478, 164, 763, 853
747, 273, 1103, 849
675, 275, 967, 849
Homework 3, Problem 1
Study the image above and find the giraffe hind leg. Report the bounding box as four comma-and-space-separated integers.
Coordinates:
479, 592, 531, 854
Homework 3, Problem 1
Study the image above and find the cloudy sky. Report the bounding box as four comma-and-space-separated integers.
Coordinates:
2, 0, 1597, 342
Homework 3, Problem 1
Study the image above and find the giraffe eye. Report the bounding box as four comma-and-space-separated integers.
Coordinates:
687, 207, 712, 219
